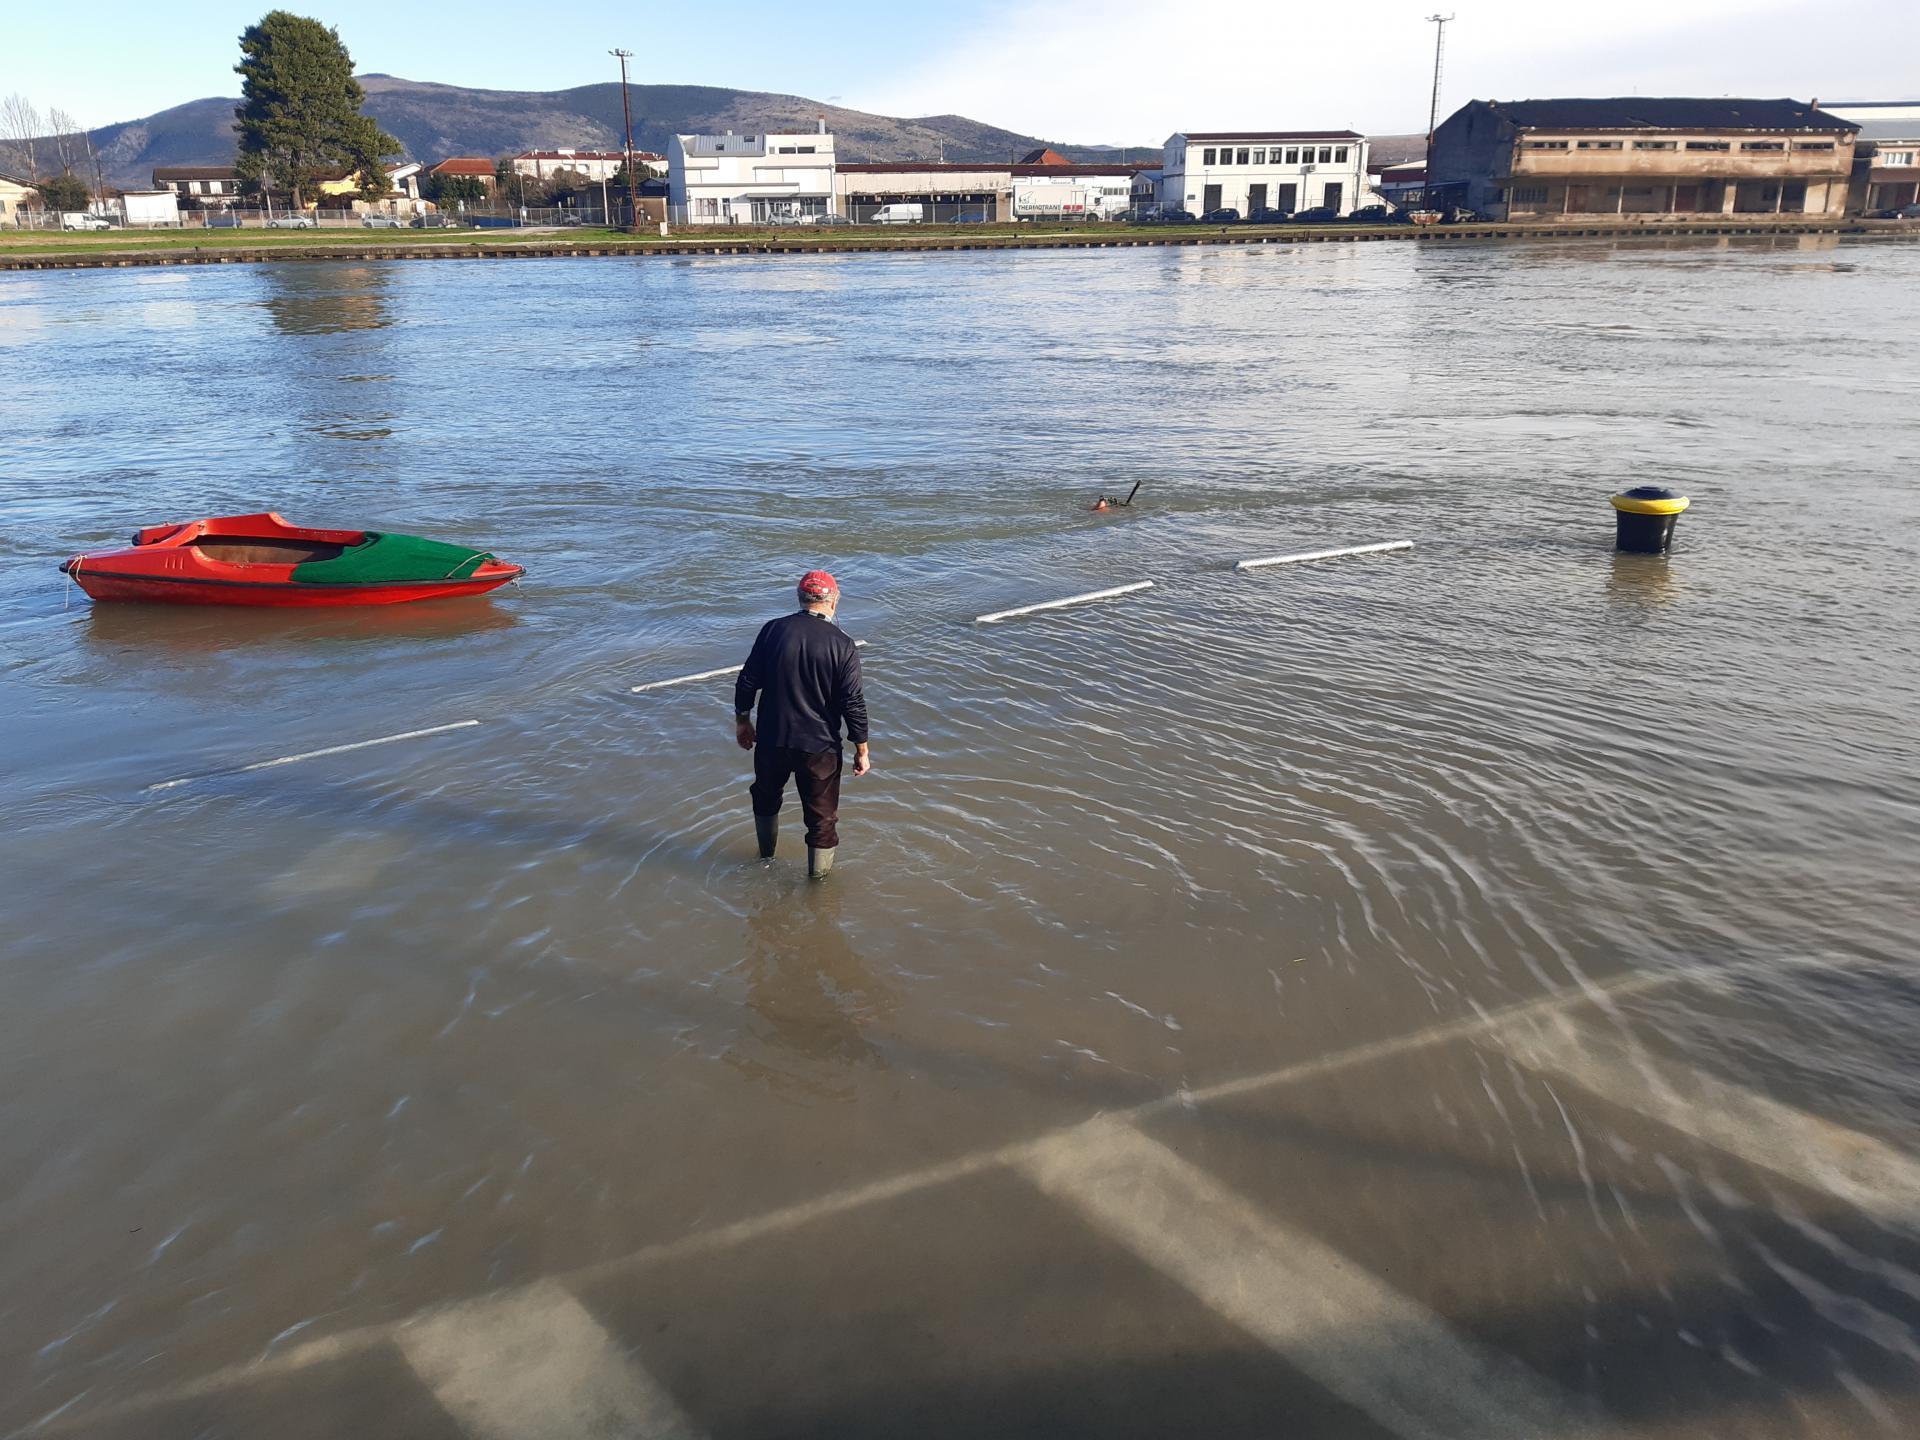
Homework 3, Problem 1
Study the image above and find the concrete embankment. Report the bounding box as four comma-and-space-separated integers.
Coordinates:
4, 218, 1914, 271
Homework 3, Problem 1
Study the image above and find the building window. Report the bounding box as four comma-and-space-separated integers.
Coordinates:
1634, 140, 1677, 150
1882, 151, 1915, 166
1252, 148, 1266, 164
1202, 148, 1216, 165
1318, 147, 1332, 163
1686, 141, 1730, 151
1335, 147, 1349, 162
1576, 140, 1622, 149
1285, 147, 1299, 163
1742, 141, 1784, 151
1236, 148, 1250, 164
1797, 141, 1834, 151
1523, 140, 1569, 150
1508, 185, 1548, 204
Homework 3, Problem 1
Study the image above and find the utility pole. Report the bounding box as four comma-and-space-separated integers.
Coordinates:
611, 48, 636, 230
1424, 14, 1455, 163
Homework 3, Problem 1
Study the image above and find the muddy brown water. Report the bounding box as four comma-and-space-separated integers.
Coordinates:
2, 237, 1918, 1437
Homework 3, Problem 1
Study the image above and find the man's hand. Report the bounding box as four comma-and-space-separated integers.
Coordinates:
735, 718, 755, 751
851, 743, 872, 778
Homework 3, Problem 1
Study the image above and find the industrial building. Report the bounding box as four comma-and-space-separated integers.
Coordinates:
1427, 98, 1859, 220
669, 127, 836, 224
1158, 132, 1372, 216
834, 161, 1149, 223
1825, 101, 1920, 214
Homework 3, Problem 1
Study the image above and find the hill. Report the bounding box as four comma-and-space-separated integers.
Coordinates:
63, 75, 1155, 189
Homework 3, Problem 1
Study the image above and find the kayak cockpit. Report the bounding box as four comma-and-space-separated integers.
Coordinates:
187, 537, 351, 566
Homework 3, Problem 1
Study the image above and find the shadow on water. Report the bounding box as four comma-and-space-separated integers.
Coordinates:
722, 874, 899, 1099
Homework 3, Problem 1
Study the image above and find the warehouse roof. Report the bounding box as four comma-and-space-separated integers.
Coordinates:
1478, 98, 1858, 133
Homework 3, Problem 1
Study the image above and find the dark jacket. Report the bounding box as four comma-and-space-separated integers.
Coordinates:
735, 611, 869, 751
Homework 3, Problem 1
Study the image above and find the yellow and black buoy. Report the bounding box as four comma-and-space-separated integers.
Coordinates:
1610, 485, 1690, 554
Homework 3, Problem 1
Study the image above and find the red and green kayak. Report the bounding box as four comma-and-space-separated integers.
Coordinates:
59, 512, 523, 608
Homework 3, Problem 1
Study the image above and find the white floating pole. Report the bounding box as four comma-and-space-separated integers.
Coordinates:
145, 720, 482, 793
975, 581, 1154, 625
1234, 540, 1414, 572
631, 641, 866, 694
630, 664, 744, 694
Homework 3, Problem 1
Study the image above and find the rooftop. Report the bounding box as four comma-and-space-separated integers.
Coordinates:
1475, 98, 1858, 133
1176, 130, 1364, 142
1853, 120, 1920, 142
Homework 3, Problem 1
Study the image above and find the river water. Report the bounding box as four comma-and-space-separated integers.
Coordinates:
2, 238, 1918, 1437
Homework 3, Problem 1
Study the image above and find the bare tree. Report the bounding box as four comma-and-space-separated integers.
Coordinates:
0, 92, 44, 177
47, 107, 82, 175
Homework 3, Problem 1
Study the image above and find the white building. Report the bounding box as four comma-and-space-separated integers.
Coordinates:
1823, 102, 1920, 214
669, 128, 835, 223
511, 149, 667, 183
1160, 131, 1371, 216
0, 171, 33, 226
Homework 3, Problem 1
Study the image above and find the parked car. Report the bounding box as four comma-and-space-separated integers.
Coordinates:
1290, 206, 1339, 224
60, 213, 113, 231
1902, 203, 1920, 220
410, 214, 456, 228
203, 214, 243, 229
1344, 205, 1403, 225
266, 214, 315, 229
1200, 207, 1241, 224
1246, 206, 1292, 224
1442, 205, 1482, 224
808, 213, 851, 227
871, 203, 925, 224
1156, 207, 1197, 225
361, 214, 404, 229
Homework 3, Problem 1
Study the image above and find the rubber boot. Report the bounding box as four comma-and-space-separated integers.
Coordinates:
807, 846, 836, 879
754, 814, 778, 860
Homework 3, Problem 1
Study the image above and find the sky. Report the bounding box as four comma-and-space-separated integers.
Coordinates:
7, 0, 1916, 143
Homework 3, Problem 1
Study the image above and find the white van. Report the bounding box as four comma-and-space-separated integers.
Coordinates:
61, 212, 113, 231
870, 203, 924, 225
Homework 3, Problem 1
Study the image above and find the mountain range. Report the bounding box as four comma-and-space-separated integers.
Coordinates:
57, 75, 1169, 189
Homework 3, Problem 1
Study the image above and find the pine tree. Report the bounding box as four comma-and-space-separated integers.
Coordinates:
233, 12, 399, 207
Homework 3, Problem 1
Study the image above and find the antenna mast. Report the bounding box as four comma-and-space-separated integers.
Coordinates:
1425, 14, 1455, 159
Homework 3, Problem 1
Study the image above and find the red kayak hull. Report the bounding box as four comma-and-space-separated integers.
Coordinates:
60, 512, 523, 608
65, 570, 521, 607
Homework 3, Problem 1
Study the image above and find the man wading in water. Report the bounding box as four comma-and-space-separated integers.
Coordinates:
735, 570, 871, 878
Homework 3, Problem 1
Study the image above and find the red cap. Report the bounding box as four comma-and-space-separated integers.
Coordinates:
797, 569, 839, 602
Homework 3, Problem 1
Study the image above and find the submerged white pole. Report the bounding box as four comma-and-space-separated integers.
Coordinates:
631, 641, 867, 693
975, 581, 1154, 624
145, 720, 482, 793
1235, 541, 1413, 572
